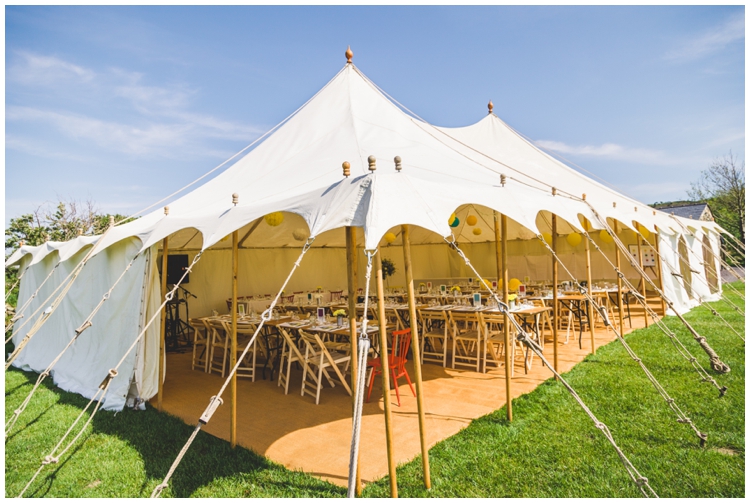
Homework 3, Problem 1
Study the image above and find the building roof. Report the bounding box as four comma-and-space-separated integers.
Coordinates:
657, 202, 712, 221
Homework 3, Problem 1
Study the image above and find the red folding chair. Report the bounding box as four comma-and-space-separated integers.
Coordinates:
366, 328, 416, 407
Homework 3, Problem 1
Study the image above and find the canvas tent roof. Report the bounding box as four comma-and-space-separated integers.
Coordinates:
5, 62, 725, 268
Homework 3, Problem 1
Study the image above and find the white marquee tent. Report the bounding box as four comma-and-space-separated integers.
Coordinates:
6, 61, 726, 411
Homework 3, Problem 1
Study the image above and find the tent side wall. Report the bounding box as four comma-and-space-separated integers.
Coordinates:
11, 237, 151, 411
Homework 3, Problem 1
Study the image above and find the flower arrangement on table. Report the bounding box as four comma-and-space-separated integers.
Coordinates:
316, 286, 323, 292
450, 285, 461, 293
333, 309, 347, 327
333, 309, 347, 317
507, 293, 518, 301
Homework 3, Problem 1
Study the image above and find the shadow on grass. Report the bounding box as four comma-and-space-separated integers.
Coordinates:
7, 368, 344, 497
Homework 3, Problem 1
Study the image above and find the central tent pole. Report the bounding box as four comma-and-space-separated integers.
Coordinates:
345, 226, 362, 496
230, 229, 238, 448
157, 235, 168, 412
401, 224, 431, 489
551, 214, 559, 372
375, 249, 398, 498
636, 230, 650, 327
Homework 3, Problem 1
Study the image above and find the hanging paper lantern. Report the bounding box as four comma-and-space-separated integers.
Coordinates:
292, 228, 308, 241
472, 227, 482, 236
599, 229, 614, 244
450, 216, 460, 228
566, 232, 582, 247
264, 212, 284, 226
636, 223, 651, 239
541, 232, 553, 246
384, 232, 396, 244
466, 215, 478, 226
508, 278, 522, 291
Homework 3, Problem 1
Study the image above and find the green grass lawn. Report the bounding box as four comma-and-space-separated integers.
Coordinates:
5, 283, 744, 497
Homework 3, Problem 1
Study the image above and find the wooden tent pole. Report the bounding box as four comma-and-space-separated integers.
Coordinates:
614, 222, 625, 332
653, 233, 667, 316
375, 249, 398, 498
230, 230, 238, 448
401, 224, 431, 489
157, 236, 168, 412
345, 226, 362, 495
584, 222, 596, 353
495, 213, 512, 420
551, 214, 559, 372
636, 231, 650, 327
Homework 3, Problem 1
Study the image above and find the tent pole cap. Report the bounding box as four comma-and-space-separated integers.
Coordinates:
488, 100, 494, 114
345, 46, 353, 64
368, 155, 376, 171
342, 161, 351, 177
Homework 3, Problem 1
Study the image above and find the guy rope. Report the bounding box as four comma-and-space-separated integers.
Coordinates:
347, 249, 375, 498
635, 234, 744, 343
5, 264, 28, 302
17, 252, 202, 498
5, 253, 141, 439
583, 204, 731, 377
581, 232, 729, 395
444, 236, 658, 497
5, 261, 61, 340
538, 232, 709, 445
150, 238, 315, 498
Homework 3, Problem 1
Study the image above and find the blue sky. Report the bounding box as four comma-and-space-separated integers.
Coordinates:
5, 5, 745, 221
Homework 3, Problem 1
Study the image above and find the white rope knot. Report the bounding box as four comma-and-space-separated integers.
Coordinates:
635, 477, 649, 487
165, 291, 174, 301
103, 292, 110, 301
595, 422, 605, 430
261, 309, 272, 322
42, 455, 59, 465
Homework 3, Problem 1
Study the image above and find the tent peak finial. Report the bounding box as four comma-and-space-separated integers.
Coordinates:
232, 193, 239, 206
488, 100, 494, 114
368, 155, 376, 172
345, 46, 353, 64
394, 156, 402, 172
342, 161, 351, 178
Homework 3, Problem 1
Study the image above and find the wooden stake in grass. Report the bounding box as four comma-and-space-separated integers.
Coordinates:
230, 229, 238, 448
375, 249, 398, 498
157, 234, 168, 412
401, 224, 431, 489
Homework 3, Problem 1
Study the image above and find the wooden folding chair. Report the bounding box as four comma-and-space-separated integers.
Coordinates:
206, 318, 230, 377
418, 309, 449, 366
448, 311, 484, 372
299, 330, 352, 404
189, 318, 210, 372
220, 320, 259, 381
277, 328, 305, 395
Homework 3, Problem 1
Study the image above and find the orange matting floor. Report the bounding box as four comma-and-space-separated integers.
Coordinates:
157, 303, 657, 488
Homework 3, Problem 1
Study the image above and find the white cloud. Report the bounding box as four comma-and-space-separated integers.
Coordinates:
665, 13, 744, 63
6, 52, 266, 158
8, 51, 95, 85
535, 139, 672, 165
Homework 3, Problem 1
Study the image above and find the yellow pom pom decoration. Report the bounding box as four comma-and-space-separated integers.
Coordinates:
599, 229, 614, 243
636, 223, 651, 239
264, 212, 284, 227
508, 278, 522, 291
384, 232, 396, 244
541, 232, 553, 246
466, 215, 478, 226
472, 227, 482, 236
566, 232, 582, 247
